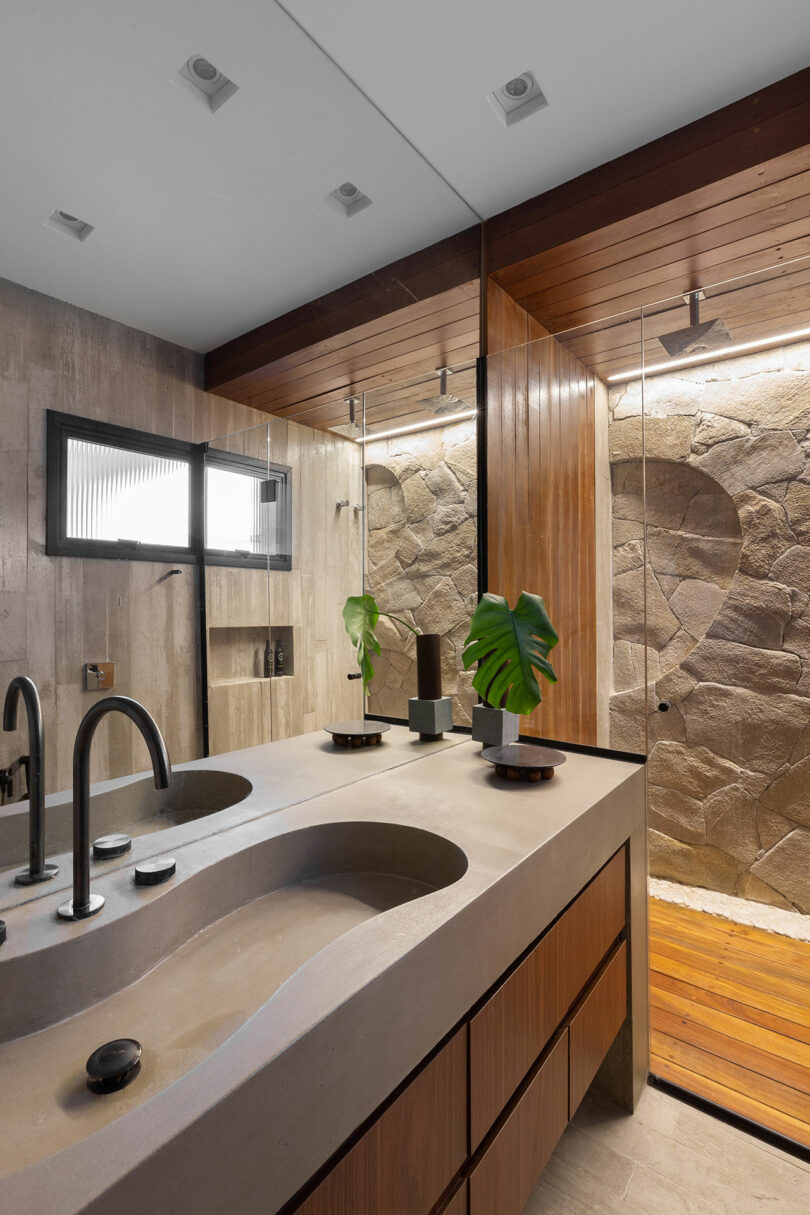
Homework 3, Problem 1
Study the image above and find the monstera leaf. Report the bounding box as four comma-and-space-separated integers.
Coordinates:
343, 595, 382, 690
343, 595, 418, 691
462, 592, 558, 715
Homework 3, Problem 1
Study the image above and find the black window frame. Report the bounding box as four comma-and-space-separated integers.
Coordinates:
46, 410, 292, 571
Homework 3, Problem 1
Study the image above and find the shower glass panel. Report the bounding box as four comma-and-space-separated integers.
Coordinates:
636, 256, 810, 912
359, 360, 479, 726
203, 422, 275, 756
636, 255, 810, 1140
484, 307, 646, 754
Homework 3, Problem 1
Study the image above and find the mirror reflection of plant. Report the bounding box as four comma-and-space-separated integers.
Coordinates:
462, 592, 558, 716
342, 594, 419, 691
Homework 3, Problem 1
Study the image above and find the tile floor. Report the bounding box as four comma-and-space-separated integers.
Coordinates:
525, 1084, 810, 1214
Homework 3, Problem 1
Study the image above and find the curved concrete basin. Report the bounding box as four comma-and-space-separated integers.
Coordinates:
0, 769, 253, 873
0, 821, 467, 1176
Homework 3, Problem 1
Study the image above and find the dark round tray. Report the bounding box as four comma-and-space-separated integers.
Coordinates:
324, 720, 391, 748
481, 742, 567, 782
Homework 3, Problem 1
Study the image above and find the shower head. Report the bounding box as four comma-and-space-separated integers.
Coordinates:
658, 291, 732, 358
413, 368, 469, 415
328, 396, 364, 439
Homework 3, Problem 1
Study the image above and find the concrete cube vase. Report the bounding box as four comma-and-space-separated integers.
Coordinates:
409, 633, 452, 741
471, 704, 520, 747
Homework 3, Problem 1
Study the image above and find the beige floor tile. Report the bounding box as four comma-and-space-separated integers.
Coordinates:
671, 1095, 810, 1180
522, 1087, 810, 1215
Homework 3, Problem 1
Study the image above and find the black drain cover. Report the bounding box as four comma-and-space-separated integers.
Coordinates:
86, 1038, 142, 1094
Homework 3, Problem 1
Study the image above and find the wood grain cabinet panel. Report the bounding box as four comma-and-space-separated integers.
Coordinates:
468, 1032, 569, 1215
295, 1027, 467, 1215
569, 940, 628, 1117
439, 1184, 468, 1215
469, 848, 625, 1147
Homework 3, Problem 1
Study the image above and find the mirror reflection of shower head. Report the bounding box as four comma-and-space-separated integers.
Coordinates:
328, 396, 364, 439
414, 368, 469, 415
658, 291, 732, 358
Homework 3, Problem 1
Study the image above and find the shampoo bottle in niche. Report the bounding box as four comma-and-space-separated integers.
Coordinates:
275, 636, 285, 677
263, 639, 273, 678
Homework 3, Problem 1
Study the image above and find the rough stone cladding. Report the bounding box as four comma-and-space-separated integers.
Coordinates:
364, 420, 478, 727
609, 341, 810, 913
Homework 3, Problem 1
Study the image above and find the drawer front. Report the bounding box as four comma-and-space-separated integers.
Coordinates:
469, 848, 625, 1146
440, 1184, 468, 1215
569, 940, 628, 1116
295, 1027, 467, 1215
469, 1031, 569, 1215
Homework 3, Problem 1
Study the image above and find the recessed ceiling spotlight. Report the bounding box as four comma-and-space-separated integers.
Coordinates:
176, 54, 238, 113
327, 181, 372, 218
45, 209, 94, 242
489, 71, 548, 127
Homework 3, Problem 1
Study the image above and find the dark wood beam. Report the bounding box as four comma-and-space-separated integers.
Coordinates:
205, 66, 810, 411
205, 225, 481, 393
485, 65, 810, 277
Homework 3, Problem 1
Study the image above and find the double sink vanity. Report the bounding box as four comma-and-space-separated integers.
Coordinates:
0, 724, 647, 1215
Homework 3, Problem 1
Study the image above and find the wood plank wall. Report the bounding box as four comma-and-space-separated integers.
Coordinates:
486, 281, 597, 745
0, 276, 362, 795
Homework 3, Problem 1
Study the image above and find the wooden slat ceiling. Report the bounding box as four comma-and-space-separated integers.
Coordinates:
554, 259, 810, 382
209, 279, 480, 434
491, 144, 810, 382
361, 362, 478, 438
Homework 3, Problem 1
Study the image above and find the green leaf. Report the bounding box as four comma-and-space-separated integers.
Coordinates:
342, 594, 382, 691
461, 592, 558, 715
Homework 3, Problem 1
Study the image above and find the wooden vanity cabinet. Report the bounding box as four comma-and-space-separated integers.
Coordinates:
569, 940, 628, 1116
469, 846, 626, 1147
440, 1185, 469, 1215
294, 1026, 467, 1215
468, 1031, 569, 1215
288, 847, 628, 1215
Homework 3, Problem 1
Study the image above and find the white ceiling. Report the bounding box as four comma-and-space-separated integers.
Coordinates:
1, 0, 808, 353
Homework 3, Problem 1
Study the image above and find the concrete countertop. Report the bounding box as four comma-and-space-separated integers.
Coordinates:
0, 728, 463, 914
0, 728, 645, 1215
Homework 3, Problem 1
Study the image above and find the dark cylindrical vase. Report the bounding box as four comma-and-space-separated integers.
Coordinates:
416, 634, 442, 700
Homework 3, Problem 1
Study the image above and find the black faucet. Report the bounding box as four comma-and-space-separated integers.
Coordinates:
57, 697, 172, 922
3, 676, 59, 886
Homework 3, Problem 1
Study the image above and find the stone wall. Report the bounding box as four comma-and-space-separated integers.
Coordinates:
609, 342, 810, 913
364, 420, 478, 725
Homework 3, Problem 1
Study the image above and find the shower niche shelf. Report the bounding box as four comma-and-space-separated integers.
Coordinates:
207, 625, 296, 754
208, 625, 295, 684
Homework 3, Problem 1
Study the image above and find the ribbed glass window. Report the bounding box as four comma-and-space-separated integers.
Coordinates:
65, 437, 190, 547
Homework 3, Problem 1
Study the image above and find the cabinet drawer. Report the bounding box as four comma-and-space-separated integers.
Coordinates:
295, 1026, 467, 1215
469, 848, 625, 1146
469, 1031, 568, 1215
440, 1184, 468, 1215
569, 940, 628, 1116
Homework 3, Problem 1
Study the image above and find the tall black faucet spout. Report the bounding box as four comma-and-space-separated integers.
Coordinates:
3, 676, 57, 885
58, 696, 171, 921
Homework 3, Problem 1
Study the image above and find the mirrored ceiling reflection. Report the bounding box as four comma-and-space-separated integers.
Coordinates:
0, 1, 480, 352
360, 361, 478, 444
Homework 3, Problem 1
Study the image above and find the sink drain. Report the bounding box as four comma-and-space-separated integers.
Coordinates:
86, 1038, 142, 1094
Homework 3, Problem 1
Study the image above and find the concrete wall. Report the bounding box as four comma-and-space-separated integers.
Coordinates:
608, 341, 810, 913
0, 277, 361, 795
364, 419, 477, 725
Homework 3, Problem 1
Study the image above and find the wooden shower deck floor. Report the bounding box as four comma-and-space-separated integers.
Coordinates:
649, 897, 810, 1150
